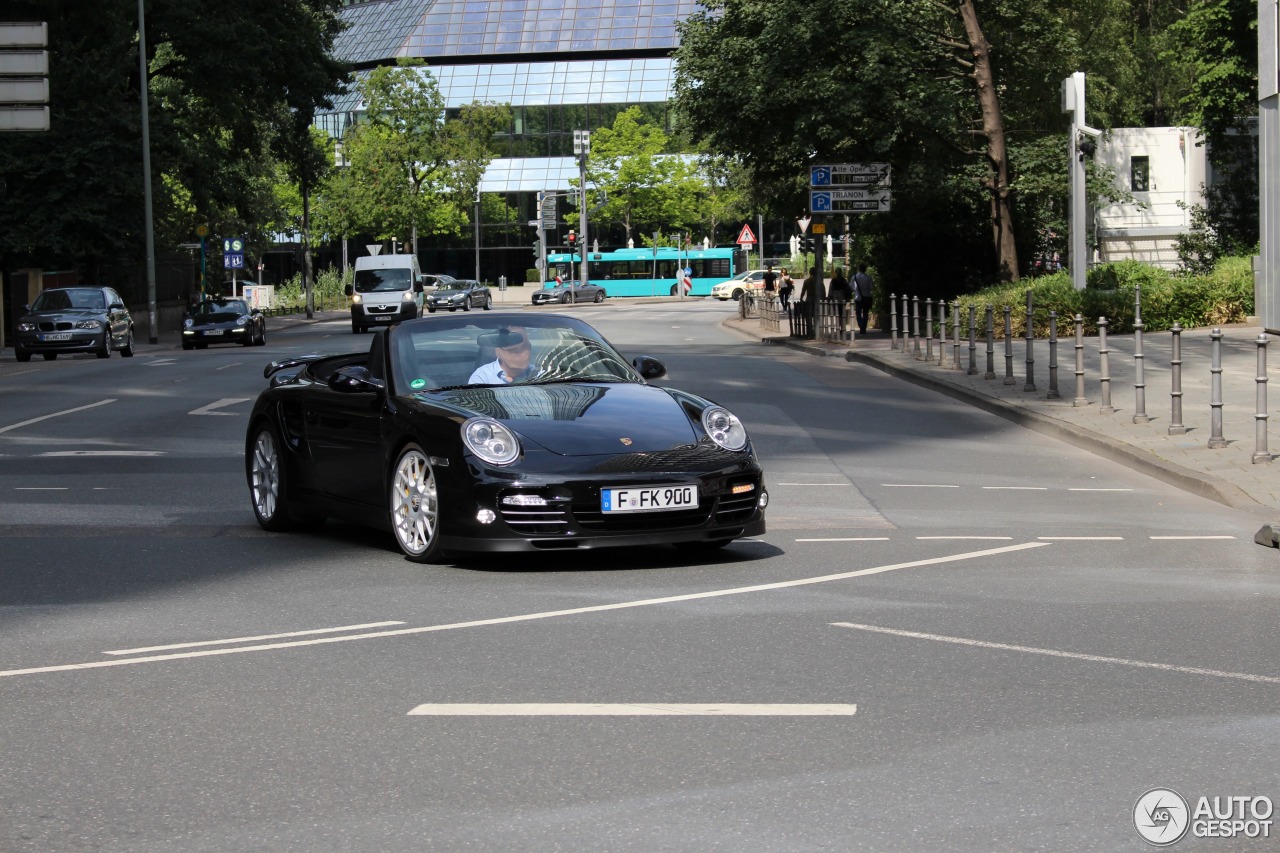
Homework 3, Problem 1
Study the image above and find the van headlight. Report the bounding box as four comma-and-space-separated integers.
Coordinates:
702, 406, 748, 451
403, 291, 415, 302
351, 293, 363, 305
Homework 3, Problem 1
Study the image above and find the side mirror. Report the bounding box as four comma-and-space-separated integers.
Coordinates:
109, 302, 125, 311
328, 365, 385, 394
344, 284, 354, 297
631, 355, 667, 380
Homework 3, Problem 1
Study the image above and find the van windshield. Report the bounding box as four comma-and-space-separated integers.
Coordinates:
355, 268, 413, 293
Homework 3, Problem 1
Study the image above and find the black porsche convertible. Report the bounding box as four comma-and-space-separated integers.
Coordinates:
244, 313, 767, 562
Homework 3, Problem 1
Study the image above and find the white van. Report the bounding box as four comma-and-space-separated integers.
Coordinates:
346, 254, 424, 333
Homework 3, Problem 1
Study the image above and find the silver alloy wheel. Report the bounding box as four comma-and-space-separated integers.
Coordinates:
250, 428, 282, 527
391, 446, 439, 561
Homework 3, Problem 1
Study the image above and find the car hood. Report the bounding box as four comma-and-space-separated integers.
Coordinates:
422, 382, 701, 456
431, 288, 469, 297
22, 308, 106, 321
188, 311, 246, 324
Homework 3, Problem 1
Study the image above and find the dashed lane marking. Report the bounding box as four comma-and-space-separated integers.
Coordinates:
105, 621, 408, 656
407, 703, 859, 717
831, 622, 1280, 685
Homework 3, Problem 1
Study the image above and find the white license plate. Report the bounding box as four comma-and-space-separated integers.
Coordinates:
601, 484, 698, 513
202, 329, 224, 336
40, 333, 72, 342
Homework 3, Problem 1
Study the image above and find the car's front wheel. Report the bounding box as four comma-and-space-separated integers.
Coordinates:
249, 422, 291, 532
119, 327, 135, 357
390, 444, 444, 563
462, 296, 472, 312
96, 330, 111, 358
593, 290, 605, 303
15, 346, 31, 362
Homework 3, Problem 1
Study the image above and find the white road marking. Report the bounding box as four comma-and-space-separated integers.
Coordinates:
916, 536, 1013, 541
215, 362, 243, 371
147, 359, 177, 366
0, 399, 115, 435
831, 622, 1280, 685
982, 486, 1048, 490
1150, 535, 1237, 540
0, 542, 1049, 679
1036, 536, 1124, 541
407, 703, 858, 716
15, 487, 66, 491
39, 451, 164, 457
1068, 488, 1133, 492
2, 369, 39, 378
796, 537, 891, 542
188, 397, 252, 416
105, 621, 408, 655
881, 483, 959, 488
777, 482, 851, 487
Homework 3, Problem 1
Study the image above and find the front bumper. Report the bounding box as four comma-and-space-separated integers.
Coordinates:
15, 330, 102, 353
352, 302, 416, 325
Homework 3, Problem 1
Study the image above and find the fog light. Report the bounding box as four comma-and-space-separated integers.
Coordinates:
758, 491, 769, 509
476, 509, 496, 524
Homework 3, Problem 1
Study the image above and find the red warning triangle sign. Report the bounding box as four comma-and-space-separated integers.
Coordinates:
736, 224, 756, 244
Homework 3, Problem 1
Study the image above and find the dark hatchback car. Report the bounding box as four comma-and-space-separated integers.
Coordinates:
425, 280, 492, 312
244, 313, 767, 563
182, 297, 267, 349
14, 286, 135, 362
530, 279, 607, 305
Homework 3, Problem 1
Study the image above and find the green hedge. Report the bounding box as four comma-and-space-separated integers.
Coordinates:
273, 266, 350, 311
945, 257, 1254, 337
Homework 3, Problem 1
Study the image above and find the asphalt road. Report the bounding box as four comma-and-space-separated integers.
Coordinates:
2, 300, 1278, 852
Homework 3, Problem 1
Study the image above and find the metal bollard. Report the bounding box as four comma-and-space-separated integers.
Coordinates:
1132, 285, 1150, 423
1255, 334, 1271, 463
925, 299, 934, 362
984, 305, 996, 379
1073, 314, 1087, 406
912, 295, 922, 359
968, 305, 978, 375
1098, 317, 1115, 414
1003, 305, 1015, 385
890, 293, 899, 350
1024, 289, 1036, 392
953, 303, 962, 370
1047, 310, 1060, 400
938, 300, 946, 366
1208, 327, 1228, 448
903, 295, 911, 356
1168, 323, 1186, 434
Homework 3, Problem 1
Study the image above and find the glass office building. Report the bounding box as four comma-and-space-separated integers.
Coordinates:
319, 0, 701, 286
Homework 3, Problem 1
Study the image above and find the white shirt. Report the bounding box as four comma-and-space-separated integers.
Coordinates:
468, 359, 540, 385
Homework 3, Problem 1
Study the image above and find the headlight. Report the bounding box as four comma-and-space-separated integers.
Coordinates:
702, 406, 748, 452
351, 293, 363, 305
236, 316, 249, 326
75, 319, 102, 330
462, 417, 521, 466
18, 322, 34, 332
402, 291, 415, 302
183, 318, 194, 328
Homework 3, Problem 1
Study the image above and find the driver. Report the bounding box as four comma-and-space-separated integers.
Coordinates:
469, 326, 540, 384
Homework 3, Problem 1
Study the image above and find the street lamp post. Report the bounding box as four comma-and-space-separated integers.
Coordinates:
573, 130, 590, 289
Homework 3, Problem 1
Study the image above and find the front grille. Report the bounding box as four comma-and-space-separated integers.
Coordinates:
716, 489, 759, 524
39, 321, 73, 331
498, 506, 569, 535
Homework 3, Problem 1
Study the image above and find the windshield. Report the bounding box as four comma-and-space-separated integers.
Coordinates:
354, 268, 413, 293
33, 289, 104, 311
192, 299, 248, 316
389, 315, 640, 392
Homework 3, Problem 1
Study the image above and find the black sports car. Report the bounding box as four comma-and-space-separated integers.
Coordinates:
244, 313, 767, 562
182, 297, 267, 349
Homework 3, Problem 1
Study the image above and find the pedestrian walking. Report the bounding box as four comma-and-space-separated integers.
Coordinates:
852, 263, 874, 334
762, 264, 777, 298
778, 267, 794, 313
829, 267, 853, 336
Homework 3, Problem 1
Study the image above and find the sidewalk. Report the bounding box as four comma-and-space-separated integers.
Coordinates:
725, 315, 1280, 544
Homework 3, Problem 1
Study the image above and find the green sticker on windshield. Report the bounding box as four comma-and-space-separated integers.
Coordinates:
410, 378, 426, 390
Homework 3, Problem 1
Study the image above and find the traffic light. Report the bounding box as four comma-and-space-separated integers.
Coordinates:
567, 230, 577, 249
800, 235, 813, 254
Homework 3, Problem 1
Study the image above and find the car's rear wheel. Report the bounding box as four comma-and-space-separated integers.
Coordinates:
96, 330, 111, 358
119, 327, 135, 357
390, 444, 444, 563
249, 423, 291, 532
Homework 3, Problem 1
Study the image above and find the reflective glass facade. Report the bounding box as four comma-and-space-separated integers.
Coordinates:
323, 0, 697, 284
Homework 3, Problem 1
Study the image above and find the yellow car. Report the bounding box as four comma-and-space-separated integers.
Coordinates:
710, 270, 767, 301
